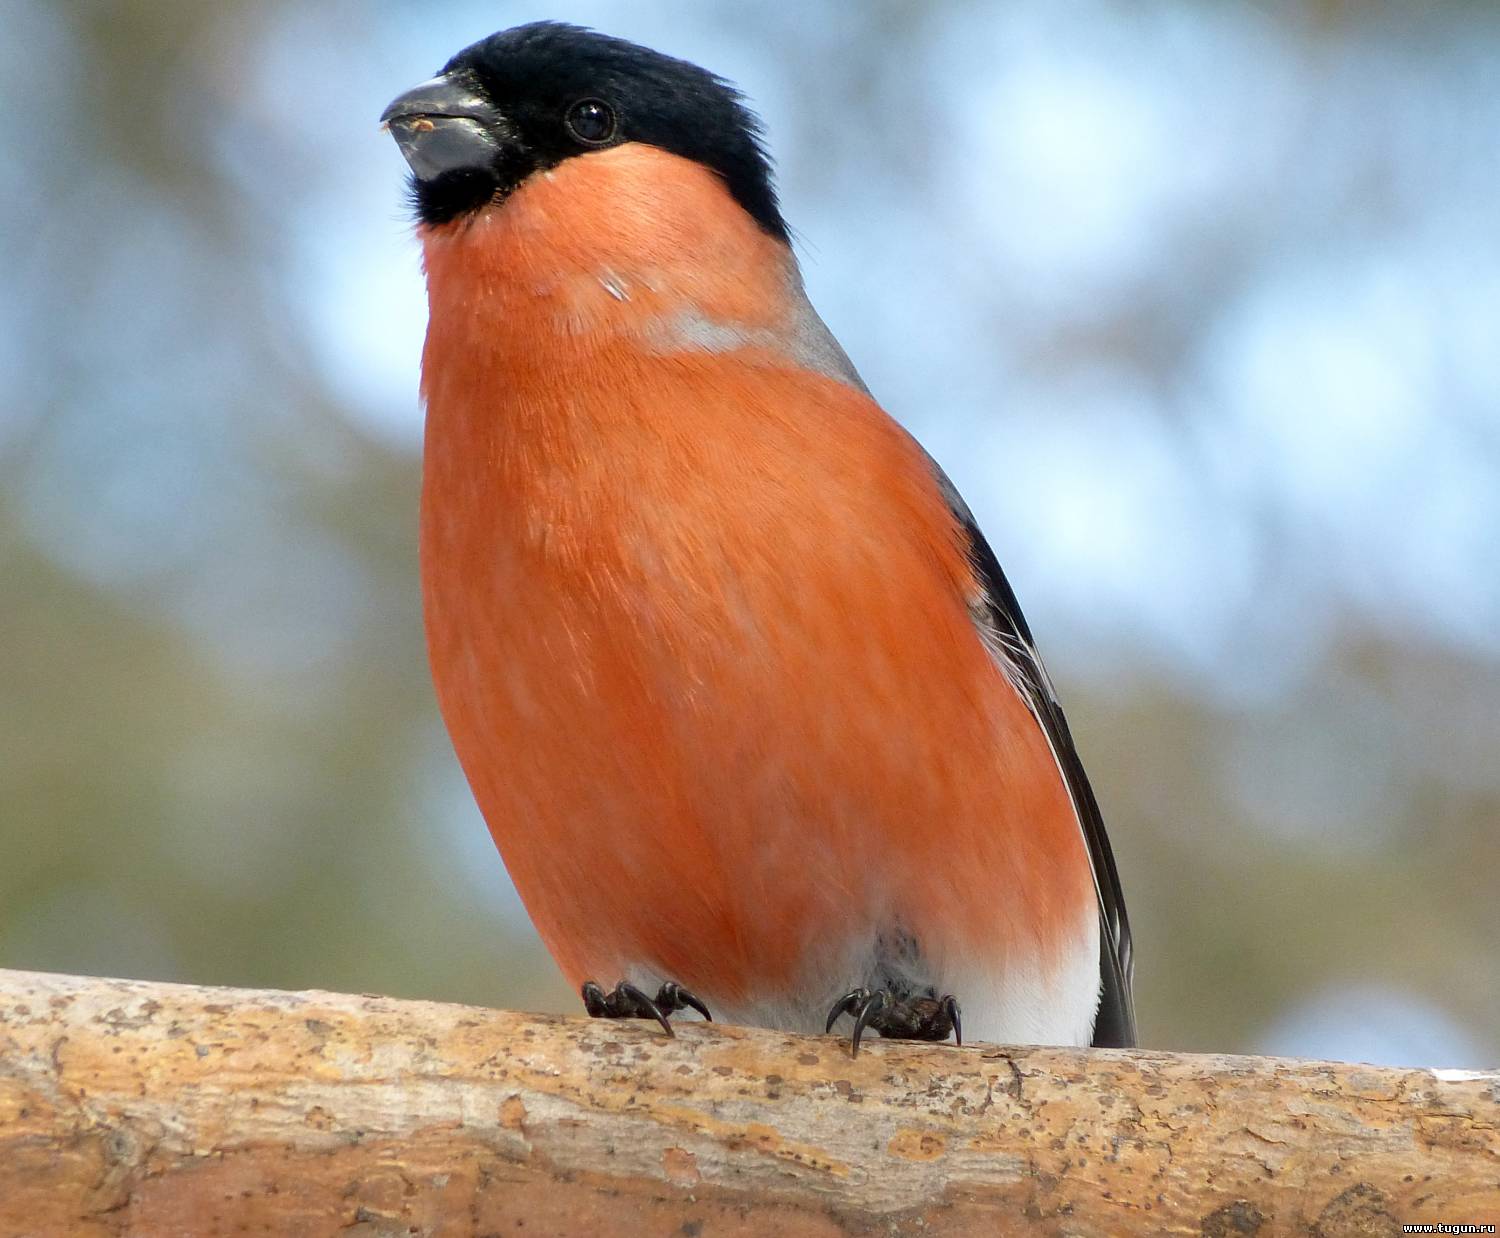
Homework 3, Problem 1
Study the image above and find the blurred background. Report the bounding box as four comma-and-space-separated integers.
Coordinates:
3, 0, 1497, 1069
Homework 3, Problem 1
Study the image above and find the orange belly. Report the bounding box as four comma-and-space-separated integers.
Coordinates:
419, 337, 1094, 1015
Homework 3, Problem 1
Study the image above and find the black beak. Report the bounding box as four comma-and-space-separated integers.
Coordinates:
381, 74, 508, 181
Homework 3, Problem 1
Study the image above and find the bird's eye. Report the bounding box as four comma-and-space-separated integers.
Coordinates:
564, 98, 617, 146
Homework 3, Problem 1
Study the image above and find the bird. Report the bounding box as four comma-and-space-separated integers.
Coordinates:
382, 21, 1135, 1054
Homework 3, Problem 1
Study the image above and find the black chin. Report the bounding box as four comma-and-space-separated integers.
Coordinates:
408, 144, 559, 226
408, 167, 505, 226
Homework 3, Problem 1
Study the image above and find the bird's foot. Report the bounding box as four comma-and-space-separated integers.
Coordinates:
580, 979, 712, 1036
824, 987, 962, 1057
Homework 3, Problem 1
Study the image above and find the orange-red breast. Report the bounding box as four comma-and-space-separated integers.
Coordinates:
383, 22, 1135, 1051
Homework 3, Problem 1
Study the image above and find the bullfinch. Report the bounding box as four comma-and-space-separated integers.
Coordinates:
382, 22, 1135, 1053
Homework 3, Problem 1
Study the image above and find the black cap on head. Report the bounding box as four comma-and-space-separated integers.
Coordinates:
382, 22, 788, 241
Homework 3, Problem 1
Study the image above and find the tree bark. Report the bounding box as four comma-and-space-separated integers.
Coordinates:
0, 968, 1495, 1236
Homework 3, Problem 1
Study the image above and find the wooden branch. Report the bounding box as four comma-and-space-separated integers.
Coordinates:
0, 969, 1495, 1236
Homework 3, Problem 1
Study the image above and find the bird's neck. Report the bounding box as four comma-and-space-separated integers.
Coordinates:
417, 143, 798, 398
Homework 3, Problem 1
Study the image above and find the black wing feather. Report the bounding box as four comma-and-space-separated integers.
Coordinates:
928, 460, 1137, 1048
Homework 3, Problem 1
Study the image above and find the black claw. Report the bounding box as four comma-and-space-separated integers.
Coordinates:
825, 987, 866, 1034
658, 981, 713, 1022
825, 986, 964, 1055
580, 978, 717, 1035
850, 989, 887, 1057
941, 994, 962, 1047
579, 978, 672, 1035
622, 980, 674, 1036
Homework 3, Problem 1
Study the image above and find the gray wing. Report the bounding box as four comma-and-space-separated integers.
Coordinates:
929, 459, 1137, 1048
